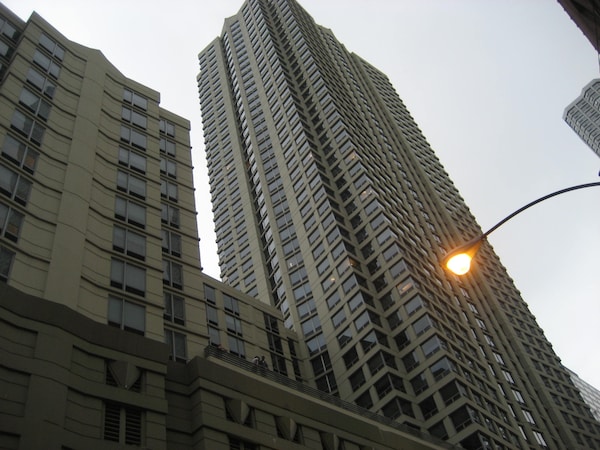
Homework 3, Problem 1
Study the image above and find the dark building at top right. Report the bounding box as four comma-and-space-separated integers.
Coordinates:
197, 0, 600, 449
557, 0, 600, 53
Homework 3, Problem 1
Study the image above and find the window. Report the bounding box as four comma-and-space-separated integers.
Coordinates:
159, 119, 175, 137
161, 203, 179, 228
123, 88, 148, 110
301, 316, 321, 337
165, 329, 187, 362
421, 335, 445, 357
118, 147, 146, 173
306, 333, 326, 355
113, 226, 145, 260
162, 259, 183, 289
405, 295, 425, 315
33, 50, 60, 78
226, 314, 243, 335
110, 258, 145, 296
11, 110, 44, 144
161, 229, 181, 256
103, 401, 141, 445
349, 368, 366, 391
311, 352, 332, 376
160, 156, 177, 178
2, 135, 39, 173
26, 67, 56, 98
331, 308, 346, 328
228, 335, 246, 358
330, 315, 350, 342
208, 326, 220, 346
120, 125, 147, 150
0, 246, 15, 281
0, 203, 23, 242
122, 106, 147, 129
0, 164, 32, 206
382, 397, 414, 420
164, 292, 185, 325
297, 298, 316, 318
115, 196, 145, 228
19, 88, 51, 120
159, 138, 176, 156
117, 170, 146, 199
107, 296, 145, 334
204, 284, 216, 303
224, 294, 240, 315
160, 178, 178, 201
39, 33, 65, 60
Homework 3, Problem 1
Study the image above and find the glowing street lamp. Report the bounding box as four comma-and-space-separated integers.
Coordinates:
443, 181, 600, 275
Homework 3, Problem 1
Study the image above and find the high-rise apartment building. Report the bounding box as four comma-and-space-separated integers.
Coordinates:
197, 0, 600, 448
564, 78, 600, 158
0, 3, 461, 449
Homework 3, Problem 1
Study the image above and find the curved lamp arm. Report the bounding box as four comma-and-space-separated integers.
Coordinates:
443, 181, 600, 275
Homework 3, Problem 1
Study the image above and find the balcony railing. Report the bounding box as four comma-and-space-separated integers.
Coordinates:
204, 345, 460, 449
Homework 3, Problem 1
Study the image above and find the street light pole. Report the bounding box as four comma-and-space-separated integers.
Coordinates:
443, 181, 600, 275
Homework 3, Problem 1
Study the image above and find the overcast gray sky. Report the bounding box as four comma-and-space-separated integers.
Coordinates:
8, 0, 600, 388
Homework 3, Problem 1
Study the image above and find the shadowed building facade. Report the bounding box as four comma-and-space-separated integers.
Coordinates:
0, 3, 457, 449
197, 0, 600, 448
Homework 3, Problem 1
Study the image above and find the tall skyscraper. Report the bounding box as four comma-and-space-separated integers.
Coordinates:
198, 0, 600, 448
564, 78, 600, 158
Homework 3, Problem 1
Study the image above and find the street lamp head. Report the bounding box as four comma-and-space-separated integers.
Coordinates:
443, 237, 484, 276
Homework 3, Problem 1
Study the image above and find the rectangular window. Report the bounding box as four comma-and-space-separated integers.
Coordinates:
39, 33, 65, 60
159, 138, 176, 156
115, 196, 145, 228
2, 135, 39, 173
223, 294, 240, 315
118, 147, 146, 173
117, 170, 146, 199
160, 178, 178, 202
160, 157, 177, 178
161, 229, 181, 256
160, 203, 179, 228
120, 125, 147, 150
107, 296, 145, 334
113, 226, 145, 260
26, 67, 56, 98
122, 106, 147, 129
228, 335, 246, 358
0, 202, 23, 242
19, 88, 51, 121
164, 292, 185, 325
123, 88, 148, 110
204, 283, 216, 304
11, 110, 44, 144
0, 164, 32, 206
162, 259, 183, 289
165, 329, 187, 362
159, 119, 175, 137
0, 246, 15, 281
226, 314, 243, 336
110, 258, 145, 296
32, 49, 60, 78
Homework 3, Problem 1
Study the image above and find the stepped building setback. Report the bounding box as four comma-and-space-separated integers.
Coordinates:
197, 0, 600, 449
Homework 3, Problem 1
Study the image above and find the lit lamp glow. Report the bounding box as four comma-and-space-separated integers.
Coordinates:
442, 181, 600, 275
443, 238, 483, 276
